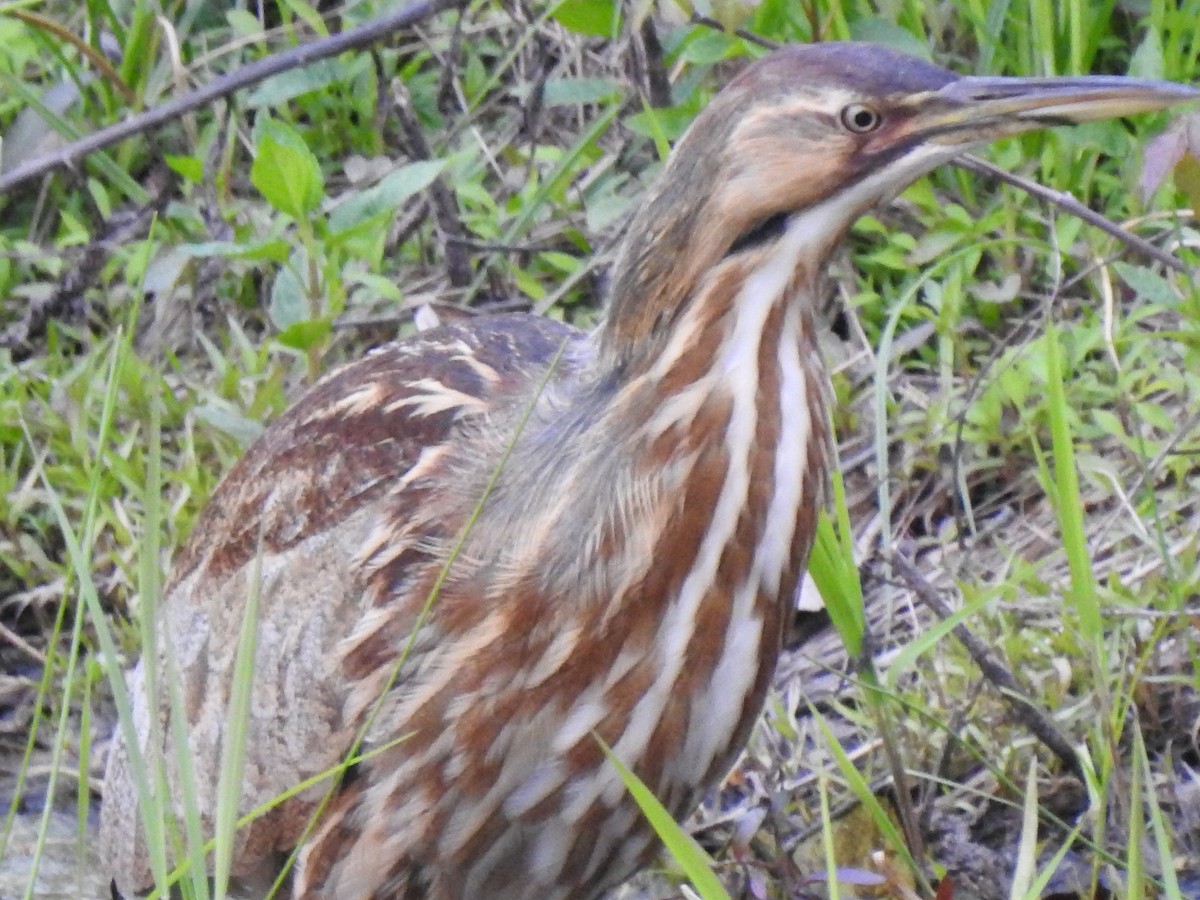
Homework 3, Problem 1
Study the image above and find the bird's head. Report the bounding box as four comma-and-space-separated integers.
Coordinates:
601, 42, 1198, 369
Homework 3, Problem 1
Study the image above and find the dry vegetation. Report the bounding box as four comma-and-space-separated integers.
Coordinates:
1, 1, 1199, 897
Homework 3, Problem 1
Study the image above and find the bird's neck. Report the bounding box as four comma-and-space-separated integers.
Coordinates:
461, 213, 835, 622
528, 221, 833, 614
602, 231, 831, 591
511, 234, 832, 794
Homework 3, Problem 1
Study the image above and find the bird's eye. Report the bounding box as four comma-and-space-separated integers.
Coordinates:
840, 103, 882, 133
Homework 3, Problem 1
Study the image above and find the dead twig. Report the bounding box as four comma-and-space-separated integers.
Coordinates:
390, 79, 472, 287
635, 18, 672, 109
687, 14, 777, 51
0, 0, 467, 197
889, 551, 1083, 779
953, 153, 1191, 274
0, 620, 47, 665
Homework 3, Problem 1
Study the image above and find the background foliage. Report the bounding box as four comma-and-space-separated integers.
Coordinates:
1, 0, 1198, 897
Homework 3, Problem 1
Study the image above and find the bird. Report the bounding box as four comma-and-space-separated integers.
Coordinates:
100, 41, 1197, 900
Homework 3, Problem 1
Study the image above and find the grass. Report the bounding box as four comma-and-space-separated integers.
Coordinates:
1, 0, 1199, 897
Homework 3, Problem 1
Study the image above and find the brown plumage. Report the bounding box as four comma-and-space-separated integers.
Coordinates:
100, 42, 1197, 899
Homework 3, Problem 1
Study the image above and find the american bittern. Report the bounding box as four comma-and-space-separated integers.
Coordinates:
100, 42, 1196, 899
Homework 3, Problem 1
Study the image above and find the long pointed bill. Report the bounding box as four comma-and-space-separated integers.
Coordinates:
920, 74, 1199, 144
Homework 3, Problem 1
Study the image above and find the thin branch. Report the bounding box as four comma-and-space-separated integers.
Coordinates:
889, 551, 1083, 779
953, 153, 1190, 274
636, 17, 672, 109
391, 78, 472, 287
0, 619, 47, 665
687, 14, 777, 50
0, 0, 466, 196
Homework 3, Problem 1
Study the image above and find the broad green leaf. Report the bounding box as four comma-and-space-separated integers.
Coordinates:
1128, 27, 1164, 82
585, 182, 635, 231
180, 239, 291, 262
551, 0, 620, 37
247, 59, 355, 107
277, 318, 332, 352
624, 106, 696, 143
706, 0, 760, 32
348, 272, 404, 303
1113, 261, 1179, 307
1091, 408, 1127, 441
538, 251, 581, 275
269, 266, 309, 330
279, 0, 328, 35
541, 77, 622, 107
193, 402, 265, 444
251, 119, 324, 218
328, 160, 446, 235
164, 154, 204, 183
225, 9, 262, 38
676, 30, 740, 65
1177, 153, 1200, 213
849, 18, 931, 59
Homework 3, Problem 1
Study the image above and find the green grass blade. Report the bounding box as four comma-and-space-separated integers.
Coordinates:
596, 735, 731, 900
1042, 319, 1100, 645
15, 319, 134, 897
212, 548, 262, 898
1127, 724, 1146, 900
812, 707, 916, 873
809, 469, 865, 657
1008, 756, 1038, 899
816, 767, 841, 900
1137, 725, 1182, 899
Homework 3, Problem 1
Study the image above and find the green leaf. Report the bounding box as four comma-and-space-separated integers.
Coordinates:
538, 251, 581, 275
1113, 261, 1179, 307
225, 9, 262, 38
1091, 408, 1128, 442
541, 77, 623, 107
164, 154, 204, 183
1138, 726, 1185, 898
251, 119, 325, 218
276, 318, 332, 352
246, 59, 352, 107
328, 160, 446, 235
585, 180, 635, 231
848, 18, 931, 59
551, 0, 620, 37
279, 0, 328, 35
624, 105, 696, 143
1176, 153, 1200, 214
676, 30, 740, 65
1010, 757, 1040, 898
193, 401, 265, 444
180, 239, 291, 262
1128, 27, 1164, 82
348, 272, 404, 303
212, 539, 262, 895
269, 266, 308, 330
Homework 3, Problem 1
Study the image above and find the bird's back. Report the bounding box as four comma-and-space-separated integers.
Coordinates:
100, 314, 579, 895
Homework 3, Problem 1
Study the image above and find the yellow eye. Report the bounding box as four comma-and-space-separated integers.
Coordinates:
840, 103, 882, 133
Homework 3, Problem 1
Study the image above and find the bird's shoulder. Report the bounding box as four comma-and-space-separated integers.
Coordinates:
170, 312, 580, 593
